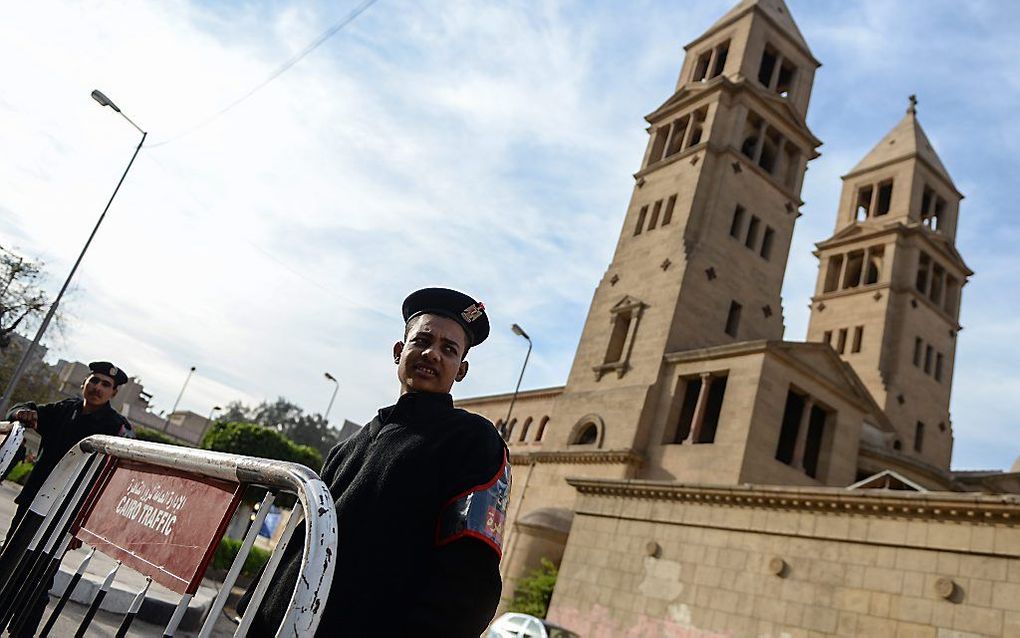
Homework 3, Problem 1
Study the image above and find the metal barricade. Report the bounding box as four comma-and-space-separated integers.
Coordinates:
0, 422, 25, 478
0, 434, 337, 636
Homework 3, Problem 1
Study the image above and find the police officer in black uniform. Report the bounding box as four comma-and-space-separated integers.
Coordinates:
3, 361, 132, 544
244, 287, 511, 637
0, 361, 132, 636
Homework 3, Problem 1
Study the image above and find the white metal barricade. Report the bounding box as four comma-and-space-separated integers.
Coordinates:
0, 421, 25, 478
0, 434, 337, 636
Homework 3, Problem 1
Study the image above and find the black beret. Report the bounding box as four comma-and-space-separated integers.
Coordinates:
88, 361, 128, 386
402, 287, 489, 347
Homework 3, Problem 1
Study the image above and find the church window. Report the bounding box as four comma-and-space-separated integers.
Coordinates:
855, 185, 873, 221
775, 59, 797, 99
519, 417, 533, 442
724, 301, 742, 337
506, 418, 517, 441
935, 353, 944, 382
745, 216, 760, 250
649, 199, 663, 230
669, 373, 728, 444
893, 439, 902, 451
823, 330, 832, 345
760, 227, 775, 260
921, 185, 947, 232
495, 419, 505, 437
924, 345, 933, 374
875, 180, 894, 216
671, 375, 701, 443
666, 115, 689, 157
758, 127, 782, 173
929, 263, 945, 306
662, 195, 677, 226
914, 421, 925, 453
699, 375, 728, 443
913, 337, 923, 367
803, 405, 829, 479
758, 45, 779, 87
775, 390, 805, 464
843, 250, 864, 288
686, 107, 708, 148
693, 50, 712, 82
711, 41, 729, 77
740, 112, 764, 159
729, 205, 746, 238
605, 312, 632, 364
915, 252, 931, 293
649, 125, 669, 165
572, 422, 598, 445
536, 416, 549, 441
864, 245, 884, 284
851, 326, 863, 353
783, 143, 801, 188
634, 205, 648, 236
836, 328, 848, 354
823, 255, 843, 293
944, 276, 959, 315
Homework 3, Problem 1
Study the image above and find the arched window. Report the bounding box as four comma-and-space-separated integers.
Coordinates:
575, 423, 598, 445
506, 418, 517, 442
568, 415, 604, 447
536, 416, 550, 442
519, 417, 533, 442
494, 419, 505, 439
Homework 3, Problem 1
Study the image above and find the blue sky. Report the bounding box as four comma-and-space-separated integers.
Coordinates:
0, 0, 1017, 471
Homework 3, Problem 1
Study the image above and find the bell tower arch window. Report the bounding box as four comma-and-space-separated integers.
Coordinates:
594, 296, 646, 380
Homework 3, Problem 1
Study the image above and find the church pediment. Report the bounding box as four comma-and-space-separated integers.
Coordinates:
770, 342, 894, 432
611, 295, 646, 313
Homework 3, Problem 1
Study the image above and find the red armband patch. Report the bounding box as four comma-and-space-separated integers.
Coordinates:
436, 449, 511, 557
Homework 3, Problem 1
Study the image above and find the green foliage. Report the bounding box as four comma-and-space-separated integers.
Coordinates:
211, 536, 271, 576
201, 421, 323, 469
508, 558, 558, 619
217, 398, 341, 459
6, 461, 33, 485
134, 427, 187, 446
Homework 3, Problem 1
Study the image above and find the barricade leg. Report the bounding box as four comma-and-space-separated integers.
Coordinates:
40, 547, 97, 637
115, 577, 151, 638
162, 593, 193, 638
73, 561, 121, 638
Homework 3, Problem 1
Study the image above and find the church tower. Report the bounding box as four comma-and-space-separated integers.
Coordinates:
546, 0, 822, 452
805, 98, 971, 470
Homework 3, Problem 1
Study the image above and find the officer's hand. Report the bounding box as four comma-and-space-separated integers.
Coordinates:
13, 409, 38, 429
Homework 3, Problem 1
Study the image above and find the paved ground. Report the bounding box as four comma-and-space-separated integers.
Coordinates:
1, 480, 239, 636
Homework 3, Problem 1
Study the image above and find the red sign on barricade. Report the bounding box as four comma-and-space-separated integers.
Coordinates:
73, 460, 242, 594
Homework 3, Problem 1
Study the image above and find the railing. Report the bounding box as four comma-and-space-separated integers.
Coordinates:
0, 432, 337, 636
0, 421, 25, 478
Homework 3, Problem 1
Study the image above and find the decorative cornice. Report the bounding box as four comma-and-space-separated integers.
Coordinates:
510, 449, 643, 467
455, 385, 564, 407
566, 478, 1020, 525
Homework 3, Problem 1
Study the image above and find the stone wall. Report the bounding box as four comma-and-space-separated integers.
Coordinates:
549, 478, 1020, 637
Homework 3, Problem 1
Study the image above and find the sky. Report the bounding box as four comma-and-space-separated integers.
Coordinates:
0, 0, 1017, 471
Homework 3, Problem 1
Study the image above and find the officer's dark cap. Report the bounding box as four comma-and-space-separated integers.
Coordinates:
402, 287, 489, 347
88, 361, 128, 386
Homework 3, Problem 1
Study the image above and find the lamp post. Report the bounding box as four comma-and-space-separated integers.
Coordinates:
163, 366, 196, 432
207, 405, 221, 422
503, 323, 532, 438
324, 372, 339, 423
0, 90, 147, 414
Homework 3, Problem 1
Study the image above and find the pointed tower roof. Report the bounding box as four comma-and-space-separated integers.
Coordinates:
699, 0, 816, 63
846, 96, 957, 191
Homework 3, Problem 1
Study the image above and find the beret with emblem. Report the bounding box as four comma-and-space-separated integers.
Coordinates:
89, 361, 129, 386
402, 287, 489, 347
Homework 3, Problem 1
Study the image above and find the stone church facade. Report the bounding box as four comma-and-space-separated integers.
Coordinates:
458, 1, 1020, 634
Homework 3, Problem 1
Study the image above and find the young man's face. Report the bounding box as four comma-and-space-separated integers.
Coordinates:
82, 373, 118, 406
394, 314, 470, 395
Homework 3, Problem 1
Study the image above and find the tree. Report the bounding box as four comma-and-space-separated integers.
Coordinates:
508, 558, 558, 618
214, 398, 341, 458
0, 246, 54, 351
0, 340, 59, 406
201, 421, 323, 469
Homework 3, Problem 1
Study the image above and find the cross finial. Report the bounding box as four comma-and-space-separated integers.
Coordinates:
907, 94, 918, 114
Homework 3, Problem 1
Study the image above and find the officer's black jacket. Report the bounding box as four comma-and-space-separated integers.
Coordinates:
247, 391, 509, 637
7, 398, 128, 506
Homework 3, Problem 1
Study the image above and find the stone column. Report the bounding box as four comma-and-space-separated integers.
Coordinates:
752, 122, 767, 165
792, 398, 815, 471
687, 373, 713, 444
768, 54, 785, 91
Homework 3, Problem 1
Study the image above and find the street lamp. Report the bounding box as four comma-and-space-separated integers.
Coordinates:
207, 405, 222, 422
164, 366, 196, 432
0, 90, 147, 414
503, 323, 532, 438
324, 372, 339, 423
